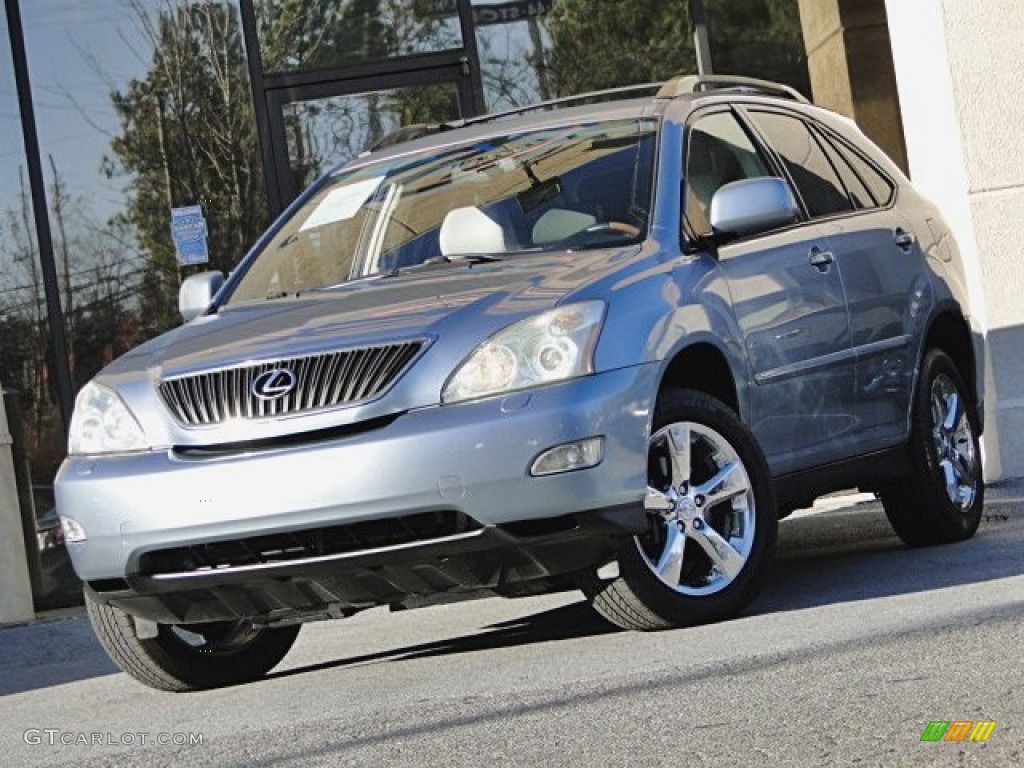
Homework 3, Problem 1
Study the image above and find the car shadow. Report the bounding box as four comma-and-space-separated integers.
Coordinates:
273, 500, 1024, 681
0, 612, 119, 697
753, 500, 1023, 614
265, 599, 620, 681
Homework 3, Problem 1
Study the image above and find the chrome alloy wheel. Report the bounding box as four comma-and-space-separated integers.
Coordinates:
639, 421, 756, 596
930, 373, 979, 510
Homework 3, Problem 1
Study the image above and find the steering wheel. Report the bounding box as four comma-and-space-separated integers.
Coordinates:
559, 221, 642, 248
586, 221, 642, 238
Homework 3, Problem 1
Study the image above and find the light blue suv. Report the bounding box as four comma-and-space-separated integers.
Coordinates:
56, 75, 985, 691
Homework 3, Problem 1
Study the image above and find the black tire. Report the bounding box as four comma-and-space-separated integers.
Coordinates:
85, 588, 300, 692
582, 389, 777, 630
879, 349, 983, 546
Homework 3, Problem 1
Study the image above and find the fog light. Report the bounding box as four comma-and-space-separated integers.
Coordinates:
59, 516, 87, 543
530, 437, 604, 476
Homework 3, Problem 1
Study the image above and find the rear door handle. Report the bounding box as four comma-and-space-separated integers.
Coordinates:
894, 228, 916, 252
809, 246, 834, 272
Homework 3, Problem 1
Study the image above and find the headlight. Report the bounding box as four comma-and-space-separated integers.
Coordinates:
68, 382, 149, 455
443, 301, 605, 403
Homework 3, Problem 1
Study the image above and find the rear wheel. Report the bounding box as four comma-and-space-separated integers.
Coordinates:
582, 389, 777, 630
85, 588, 300, 692
879, 349, 983, 546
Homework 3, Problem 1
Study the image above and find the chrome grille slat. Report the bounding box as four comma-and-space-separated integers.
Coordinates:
226, 368, 238, 420
157, 342, 423, 426
218, 367, 230, 422
306, 354, 327, 411
244, 366, 255, 420
317, 352, 345, 409
345, 349, 375, 402
294, 356, 310, 412
369, 344, 412, 396
356, 346, 394, 401
188, 376, 209, 424
203, 372, 220, 422
294, 356, 312, 413
329, 350, 360, 405
164, 381, 185, 422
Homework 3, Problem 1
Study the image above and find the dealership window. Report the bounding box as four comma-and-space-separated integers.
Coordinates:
472, 0, 555, 110
705, 0, 811, 97
1, 4, 82, 608
525, 0, 809, 105
281, 84, 461, 188
19, 0, 269, 347
0, 9, 63, 487
253, 0, 464, 73
12, 0, 267, 504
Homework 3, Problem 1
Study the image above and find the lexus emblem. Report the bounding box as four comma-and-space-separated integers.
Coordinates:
252, 368, 297, 400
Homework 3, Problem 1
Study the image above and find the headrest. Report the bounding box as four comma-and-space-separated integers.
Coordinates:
439, 206, 507, 257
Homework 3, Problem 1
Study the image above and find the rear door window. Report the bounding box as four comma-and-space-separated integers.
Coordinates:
748, 110, 853, 219
813, 128, 875, 209
828, 134, 896, 207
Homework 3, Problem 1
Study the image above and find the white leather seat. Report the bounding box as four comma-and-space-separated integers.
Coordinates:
439, 206, 507, 257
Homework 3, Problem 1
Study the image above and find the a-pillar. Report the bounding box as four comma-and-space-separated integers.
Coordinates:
797, 0, 907, 173
886, 0, 1024, 481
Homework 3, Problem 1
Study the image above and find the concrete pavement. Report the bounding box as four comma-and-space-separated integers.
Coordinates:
2, 486, 1023, 766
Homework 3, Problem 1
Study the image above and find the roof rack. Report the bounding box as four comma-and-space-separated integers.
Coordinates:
366, 76, 808, 152
446, 82, 664, 130
656, 74, 810, 104
366, 82, 663, 152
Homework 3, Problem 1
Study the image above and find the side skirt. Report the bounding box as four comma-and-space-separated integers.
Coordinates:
774, 444, 909, 516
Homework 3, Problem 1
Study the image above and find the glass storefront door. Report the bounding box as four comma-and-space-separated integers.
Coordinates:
267, 68, 472, 206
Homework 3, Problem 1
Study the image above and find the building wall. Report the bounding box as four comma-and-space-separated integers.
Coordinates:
886, 0, 1024, 480
797, 0, 907, 172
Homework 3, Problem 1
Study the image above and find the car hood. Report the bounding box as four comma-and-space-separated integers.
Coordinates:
98, 247, 641, 445
117, 248, 636, 377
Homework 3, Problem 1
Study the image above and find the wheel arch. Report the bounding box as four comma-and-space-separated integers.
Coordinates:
657, 340, 746, 419
923, 306, 979, 419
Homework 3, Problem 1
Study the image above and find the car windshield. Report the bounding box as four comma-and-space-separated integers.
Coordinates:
226, 118, 657, 304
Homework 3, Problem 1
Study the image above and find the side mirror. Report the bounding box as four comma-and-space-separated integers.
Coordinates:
710, 177, 799, 240
178, 271, 224, 323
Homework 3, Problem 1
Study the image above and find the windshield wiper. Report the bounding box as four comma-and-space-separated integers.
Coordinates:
375, 253, 505, 279
422, 253, 504, 265
294, 253, 507, 292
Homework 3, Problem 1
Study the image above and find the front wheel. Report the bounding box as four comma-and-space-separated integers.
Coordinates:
85, 589, 300, 692
879, 349, 983, 546
582, 389, 777, 630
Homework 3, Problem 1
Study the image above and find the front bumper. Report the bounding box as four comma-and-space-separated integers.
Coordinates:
83, 505, 644, 624
57, 364, 658, 602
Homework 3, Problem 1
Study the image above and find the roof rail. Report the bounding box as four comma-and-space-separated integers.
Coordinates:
366, 76, 808, 152
656, 74, 810, 104
449, 82, 664, 130
367, 82, 663, 152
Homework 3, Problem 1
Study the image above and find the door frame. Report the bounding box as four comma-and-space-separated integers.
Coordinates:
239, 1, 487, 218
265, 63, 477, 207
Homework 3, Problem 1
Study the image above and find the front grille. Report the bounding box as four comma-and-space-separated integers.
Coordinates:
158, 341, 423, 426
137, 511, 482, 576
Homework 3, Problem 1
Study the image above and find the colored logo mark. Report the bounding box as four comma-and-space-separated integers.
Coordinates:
920, 720, 996, 742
